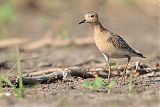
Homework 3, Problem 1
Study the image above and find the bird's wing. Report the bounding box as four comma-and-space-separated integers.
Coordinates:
107, 31, 138, 54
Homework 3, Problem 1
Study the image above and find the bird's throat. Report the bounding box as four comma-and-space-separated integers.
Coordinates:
93, 21, 105, 35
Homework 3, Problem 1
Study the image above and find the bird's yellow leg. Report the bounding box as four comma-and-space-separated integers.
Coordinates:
107, 62, 111, 83
122, 56, 131, 84
102, 53, 110, 83
93, 71, 99, 78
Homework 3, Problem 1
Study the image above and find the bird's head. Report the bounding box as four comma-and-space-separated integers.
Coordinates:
79, 11, 99, 24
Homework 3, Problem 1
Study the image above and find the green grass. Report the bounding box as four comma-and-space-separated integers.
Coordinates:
16, 48, 25, 98
107, 80, 116, 94
128, 70, 134, 93
0, 74, 3, 95
82, 77, 117, 93
0, 73, 16, 97
0, 48, 25, 98
82, 77, 104, 91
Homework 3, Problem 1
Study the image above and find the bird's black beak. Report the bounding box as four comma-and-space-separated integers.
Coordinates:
79, 19, 86, 24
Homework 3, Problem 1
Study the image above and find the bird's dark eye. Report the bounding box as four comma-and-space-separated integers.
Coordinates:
91, 15, 94, 17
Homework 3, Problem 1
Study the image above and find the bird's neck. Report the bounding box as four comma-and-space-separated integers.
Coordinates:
93, 21, 105, 35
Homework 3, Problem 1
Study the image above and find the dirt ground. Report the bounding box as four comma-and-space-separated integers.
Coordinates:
0, 0, 160, 107
0, 45, 159, 107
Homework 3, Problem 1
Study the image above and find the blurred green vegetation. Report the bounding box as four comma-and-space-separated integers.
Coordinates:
122, 0, 135, 6
0, 0, 157, 51
59, 26, 71, 40
0, 0, 17, 24
0, 0, 17, 40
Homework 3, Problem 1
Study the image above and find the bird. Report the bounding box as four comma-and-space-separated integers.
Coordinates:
79, 11, 145, 83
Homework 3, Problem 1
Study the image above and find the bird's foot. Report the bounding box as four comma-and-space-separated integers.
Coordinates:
93, 71, 99, 78
104, 79, 110, 85
121, 75, 128, 85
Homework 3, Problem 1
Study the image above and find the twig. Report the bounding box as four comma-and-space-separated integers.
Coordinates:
8, 62, 157, 85
0, 38, 28, 49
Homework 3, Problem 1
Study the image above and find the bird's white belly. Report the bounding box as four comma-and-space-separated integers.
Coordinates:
108, 50, 130, 58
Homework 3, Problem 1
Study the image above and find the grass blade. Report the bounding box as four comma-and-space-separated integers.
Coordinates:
16, 48, 25, 98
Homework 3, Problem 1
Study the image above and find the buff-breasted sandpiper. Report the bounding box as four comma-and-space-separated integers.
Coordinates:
79, 11, 145, 83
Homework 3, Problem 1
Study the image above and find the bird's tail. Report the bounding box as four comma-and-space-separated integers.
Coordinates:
138, 53, 146, 58
135, 51, 146, 58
